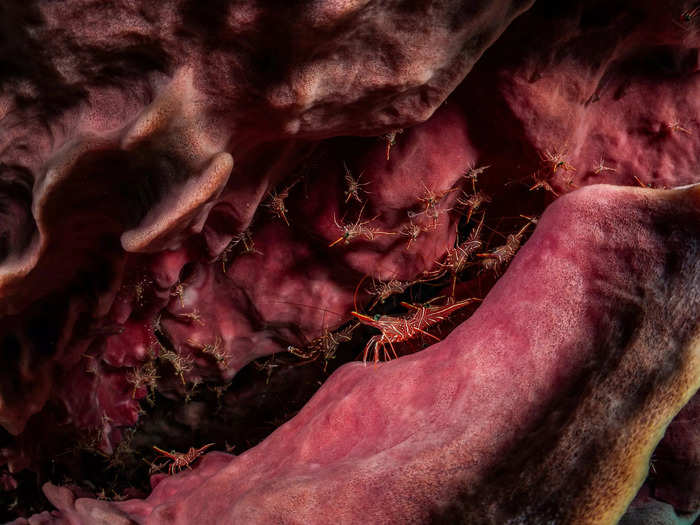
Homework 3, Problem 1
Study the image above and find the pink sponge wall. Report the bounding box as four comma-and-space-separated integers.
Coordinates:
33, 183, 700, 524
1, 0, 699, 522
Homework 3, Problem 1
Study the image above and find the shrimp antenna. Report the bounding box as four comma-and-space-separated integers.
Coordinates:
354, 274, 370, 313
260, 300, 345, 319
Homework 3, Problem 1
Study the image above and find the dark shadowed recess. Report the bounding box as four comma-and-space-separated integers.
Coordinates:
4, 143, 202, 314
0, 164, 35, 263
0, 293, 69, 401
0, 327, 366, 522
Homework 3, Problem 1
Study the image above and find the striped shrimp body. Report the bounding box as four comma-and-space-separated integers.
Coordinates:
351, 298, 480, 364
152, 443, 215, 475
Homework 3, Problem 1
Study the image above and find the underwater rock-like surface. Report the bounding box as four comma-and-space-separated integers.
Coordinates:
1, 0, 699, 523
41, 183, 700, 524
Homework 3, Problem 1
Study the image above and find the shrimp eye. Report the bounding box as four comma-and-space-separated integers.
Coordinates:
373, 314, 381, 321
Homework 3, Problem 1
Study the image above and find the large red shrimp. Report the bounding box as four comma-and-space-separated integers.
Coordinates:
350, 298, 480, 364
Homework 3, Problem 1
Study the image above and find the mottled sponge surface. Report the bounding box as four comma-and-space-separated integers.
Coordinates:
37, 184, 700, 524
0, 0, 699, 522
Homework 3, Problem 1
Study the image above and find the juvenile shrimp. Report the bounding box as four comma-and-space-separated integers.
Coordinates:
366, 278, 413, 310
351, 298, 481, 364
264, 178, 300, 226
431, 213, 485, 298
343, 162, 371, 204
383, 129, 403, 160
152, 443, 215, 475
457, 190, 491, 222
287, 322, 358, 364
463, 164, 490, 187
593, 156, 616, 174
418, 182, 456, 210
541, 147, 576, 174
529, 171, 559, 197
218, 229, 261, 272
400, 221, 427, 249
664, 120, 692, 135
476, 217, 536, 274
329, 203, 395, 247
